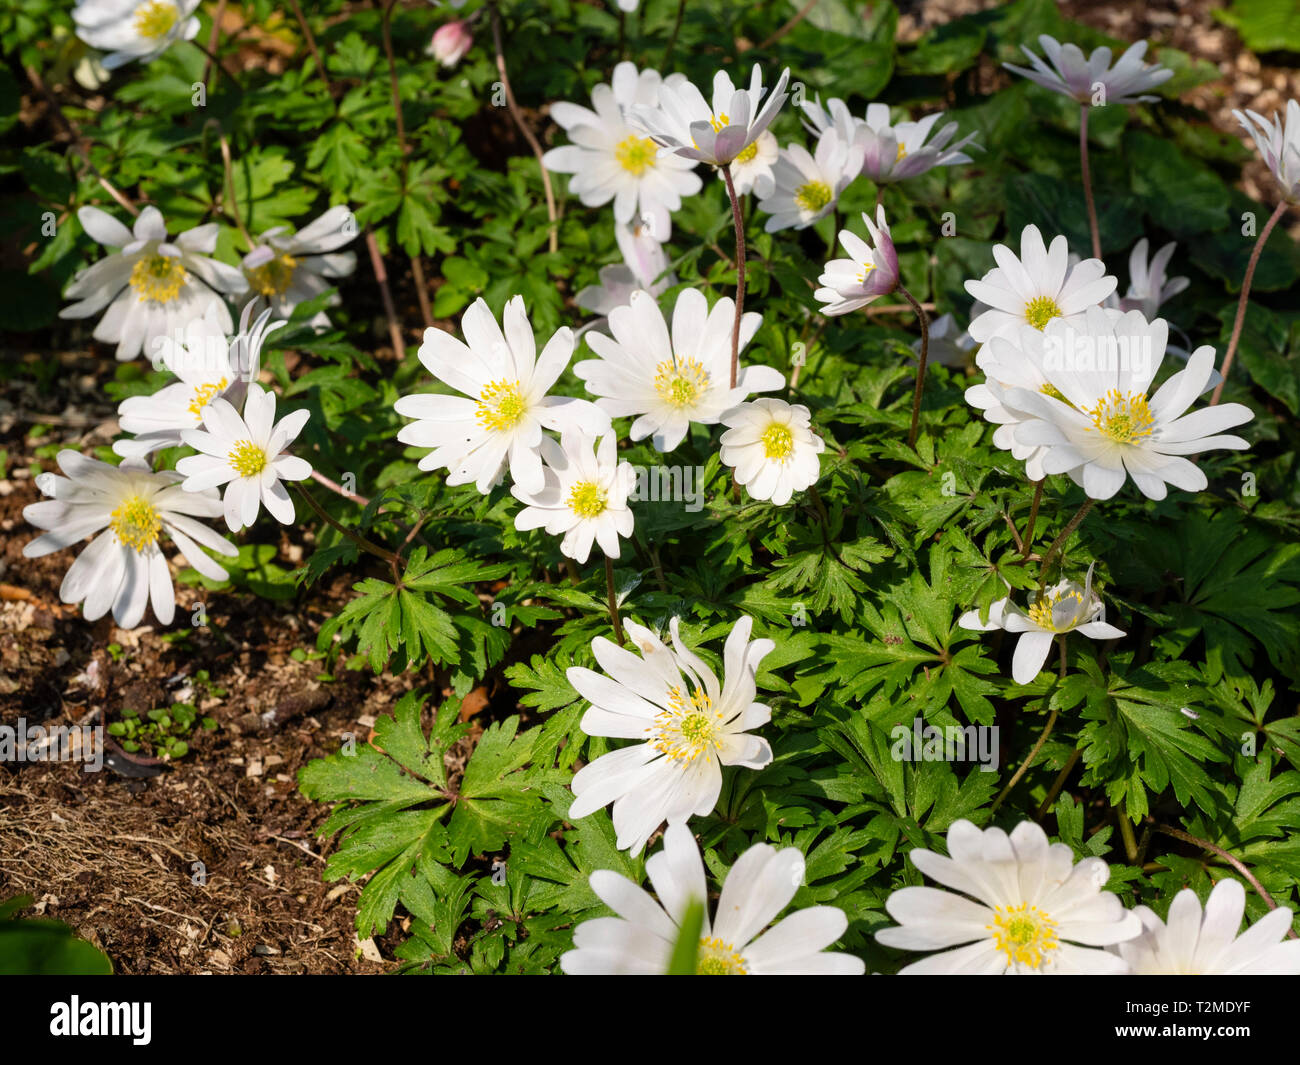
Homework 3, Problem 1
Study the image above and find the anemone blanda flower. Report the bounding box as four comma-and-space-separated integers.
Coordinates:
876, 819, 1141, 973
566, 616, 774, 856
395, 297, 610, 495
176, 385, 312, 532
1110, 879, 1300, 975
23, 450, 236, 629
542, 62, 702, 239
72, 0, 201, 70
427, 19, 472, 68
115, 303, 284, 461
629, 63, 790, 168
719, 399, 824, 506
814, 205, 899, 316
801, 98, 978, 184
560, 823, 864, 975
1116, 238, 1189, 320
574, 288, 783, 452
575, 222, 675, 329
59, 206, 247, 362
959, 563, 1125, 684
964, 224, 1117, 344
1233, 99, 1300, 202
241, 205, 357, 327
721, 129, 778, 197
757, 130, 859, 233
511, 429, 633, 563
991, 308, 1254, 500
1004, 35, 1173, 105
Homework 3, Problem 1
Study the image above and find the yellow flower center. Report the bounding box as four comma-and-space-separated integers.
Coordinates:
133, 0, 178, 40
475, 379, 528, 432
246, 251, 299, 297
187, 378, 228, 422
1084, 389, 1155, 444
896, 143, 907, 161
761, 422, 795, 462
696, 936, 749, 975
228, 439, 268, 478
129, 254, 188, 304
110, 495, 162, 553
988, 903, 1060, 970
567, 480, 608, 519
653, 358, 709, 409
1039, 381, 1066, 403
709, 112, 731, 132
614, 135, 658, 176
733, 139, 760, 164
1027, 587, 1084, 632
1023, 295, 1062, 331
794, 180, 833, 213
649, 685, 722, 764
857, 261, 876, 285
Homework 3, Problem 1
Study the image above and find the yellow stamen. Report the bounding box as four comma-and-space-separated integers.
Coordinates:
895, 143, 907, 162
1039, 381, 1066, 403
709, 112, 731, 132
228, 439, 268, 478
187, 379, 228, 422
614, 135, 658, 176
1084, 389, 1155, 444
761, 422, 794, 462
857, 261, 876, 285
987, 903, 1060, 970
653, 358, 709, 409
696, 936, 749, 975
1027, 587, 1085, 632
246, 251, 299, 297
1023, 295, 1062, 331
648, 685, 721, 764
475, 379, 528, 432
129, 254, 188, 304
133, 0, 178, 40
567, 480, 607, 519
794, 180, 833, 214
733, 139, 760, 164
110, 495, 162, 553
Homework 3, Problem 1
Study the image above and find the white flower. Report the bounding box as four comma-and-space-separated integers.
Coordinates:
630, 63, 790, 168
22, 450, 236, 628
722, 129, 778, 197
1111, 879, 1300, 975
801, 98, 978, 183
395, 296, 610, 495
560, 823, 864, 975
575, 222, 675, 327
1233, 100, 1300, 202
574, 288, 783, 452
719, 399, 824, 506
176, 385, 313, 531
757, 130, 859, 232
114, 303, 283, 460
59, 206, 247, 362
241, 206, 358, 326
426, 20, 472, 68
542, 62, 702, 239
1004, 35, 1173, 105
994, 308, 1254, 500
876, 819, 1141, 973
815, 205, 899, 316
1117, 238, 1189, 320
959, 563, 1125, 684
512, 430, 634, 564
566, 616, 774, 856
72, 0, 201, 70
964, 224, 1117, 344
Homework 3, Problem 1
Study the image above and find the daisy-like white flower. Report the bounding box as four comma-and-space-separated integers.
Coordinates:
994, 308, 1254, 500
115, 303, 283, 460
176, 385, 313, 531
959, 563, 1125, 684
721, 129, 778, 197
1004, 35, 1173, 105
575, 221, 675, 327
964, 224, 1117, 344
574, 288, 783, 452
801, 98, 979, 184
560, 823, 864, 975
629, 63, 790, 168
395, 297, 611, 494
1116, 238, 1189, 320
542, 62, 702, 239
511, 429, 634, 563
757, 130, 859, 232
241, 206, 358, 326
876, 819, 1141, 973
719, 399, 824, 506
814, 205, 899, 316
23, 450, 236, 628
1232, 100, 1300, 202
72, 0, 201, 70
566, 616, 774, 856
1111, 879, 1300, 975
59, 206, 248, 362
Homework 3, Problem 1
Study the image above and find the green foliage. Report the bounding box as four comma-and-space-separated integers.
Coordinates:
0, 896, 113, 975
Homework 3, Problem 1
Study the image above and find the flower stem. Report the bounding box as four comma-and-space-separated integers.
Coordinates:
1210, 198, 1289, 405
720, 163, 747, 389
662, 0, 686, 67
1079, 103, 1101, 262
898, 284, 930, 450
604, 555, 625, 646
364, 227, 406, 360
1117, 801, 1139, 864
1021, 479, 1044, 555
288, 0, 333, 97
217, 131, 252, 247
1038, 498, 1094, 589
990, 702, 1060, 815
1035, 746, 1082, 822
296, 485, 399, 566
